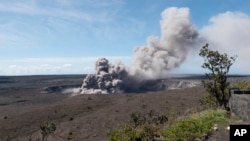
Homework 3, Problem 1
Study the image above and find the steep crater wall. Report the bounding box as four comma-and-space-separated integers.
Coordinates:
40, 79, 200, 94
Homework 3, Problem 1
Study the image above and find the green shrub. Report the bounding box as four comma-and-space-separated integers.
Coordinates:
129, 110, 168, 127
107, 124, 156, 141
40, 120, 56, 141
137, 124, 156, 141
107, 110, 168, 141
199, 92, 218, 109
162, 109, 229, 141
107, 125, 137, 141
163, 118, 212, 141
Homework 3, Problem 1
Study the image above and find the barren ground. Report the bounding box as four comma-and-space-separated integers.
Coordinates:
0, 75, 249, 141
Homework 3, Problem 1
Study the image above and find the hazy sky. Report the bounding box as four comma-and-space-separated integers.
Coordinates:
1, 0, 250, 75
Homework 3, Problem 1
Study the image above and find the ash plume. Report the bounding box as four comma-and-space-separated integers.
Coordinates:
129, 7, 198, 81
79, 7, 199, 94
79, 58, 128, 94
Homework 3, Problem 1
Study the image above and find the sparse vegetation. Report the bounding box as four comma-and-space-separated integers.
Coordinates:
67, 131, 74, 140
232, 80, 250, 89
87, 106, 92, 110
162, 109, 230, 141
130, 110, 168, 127
199, 43, 237, 110
40, 120, 56, 141
199, 92, 218, 109
69, 117, 74, 121
107, 110, 168, 141
165, 107, 177, 127
4, 74, 248, 141
108, 109, 231, 141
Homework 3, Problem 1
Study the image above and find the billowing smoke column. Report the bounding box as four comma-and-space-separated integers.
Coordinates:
79, 58, 128, 94
79, 7, 199, 94
130, 7, 198, 81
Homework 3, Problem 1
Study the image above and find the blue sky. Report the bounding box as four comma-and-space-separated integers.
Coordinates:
1, 0, 250, 75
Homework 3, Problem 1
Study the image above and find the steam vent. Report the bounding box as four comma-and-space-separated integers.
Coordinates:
229, 89, 250, 121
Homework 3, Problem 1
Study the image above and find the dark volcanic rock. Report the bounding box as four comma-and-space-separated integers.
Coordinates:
229, 89, 250, 121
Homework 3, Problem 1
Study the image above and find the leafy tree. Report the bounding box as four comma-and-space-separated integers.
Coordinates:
199, 43, 237, 110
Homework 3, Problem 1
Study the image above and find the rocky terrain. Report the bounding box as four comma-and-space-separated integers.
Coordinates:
0, 75, 249, 141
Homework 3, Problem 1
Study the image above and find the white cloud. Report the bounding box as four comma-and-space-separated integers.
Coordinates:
198, 11, 250, 74
2, 64, 74, 75
0, 56, 131, 75
201, 11, 250, 51
176, 11, 250, 74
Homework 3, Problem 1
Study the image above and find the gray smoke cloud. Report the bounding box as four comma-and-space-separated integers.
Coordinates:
79, 7, 199, 94
129, 7, 198, 81
79, 58, 128, 94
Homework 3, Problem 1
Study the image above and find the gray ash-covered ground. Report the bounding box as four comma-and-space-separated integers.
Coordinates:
0, 75, 205, 141
1, 75, 249, 140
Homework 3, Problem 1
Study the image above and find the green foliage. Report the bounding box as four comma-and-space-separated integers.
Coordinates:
130, 110, 168, 127
199, 43, 237, 110
139, 124, 156, 140
233, 80, 250, 89
108, 108, 231, 141
165, 107, 177, 127
107, 125, 138, 141
40, 120, 56, 141
163, 118, 212, 141
107, 124, 156, 141
199, 93, 218, 109
162, 109, 229, 141
107, 110, 168, 141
